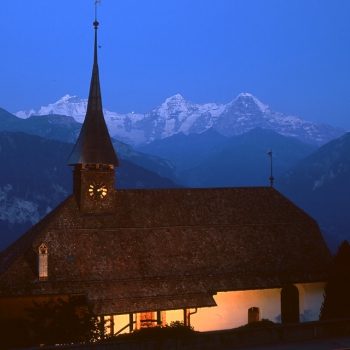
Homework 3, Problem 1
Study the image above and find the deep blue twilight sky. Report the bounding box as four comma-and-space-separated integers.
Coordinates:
1, 1, 350, 129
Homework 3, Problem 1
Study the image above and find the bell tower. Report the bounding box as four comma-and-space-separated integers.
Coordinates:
67, 19, 119, 215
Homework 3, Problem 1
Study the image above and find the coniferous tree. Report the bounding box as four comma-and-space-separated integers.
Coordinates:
319, 240, 350, 320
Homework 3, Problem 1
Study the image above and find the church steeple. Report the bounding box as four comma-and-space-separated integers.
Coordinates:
68, 15, 118, 215
67, 20, 119, 167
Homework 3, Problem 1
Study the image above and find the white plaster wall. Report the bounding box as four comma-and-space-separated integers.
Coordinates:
190, 282, 325, 332
191, 288, 281, 331
296, 282, 325, 322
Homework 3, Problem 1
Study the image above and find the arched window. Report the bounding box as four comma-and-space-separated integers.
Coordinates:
248, 307, 260, 323
281, 284, 299, 324
38, 243, 48, 281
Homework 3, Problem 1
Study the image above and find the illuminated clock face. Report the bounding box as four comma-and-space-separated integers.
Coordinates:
89, 181, 108, 201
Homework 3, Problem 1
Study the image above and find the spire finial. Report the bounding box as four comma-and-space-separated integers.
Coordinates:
268, 150, 274, 188
94, 0, 101, 23
93, 1, 101, 65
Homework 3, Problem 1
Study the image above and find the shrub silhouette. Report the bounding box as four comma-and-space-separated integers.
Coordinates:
105, 321, 196, 341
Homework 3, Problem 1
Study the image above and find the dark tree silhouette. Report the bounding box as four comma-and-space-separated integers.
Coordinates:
0, 317, 32, 350
320, 240, 350, 320
0, 296, 103, 349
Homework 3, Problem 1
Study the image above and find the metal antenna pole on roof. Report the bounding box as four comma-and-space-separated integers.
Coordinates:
268, 150, 274, 188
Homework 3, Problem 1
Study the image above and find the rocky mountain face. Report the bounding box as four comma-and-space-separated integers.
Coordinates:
16, 93, 345, 147
276, 132, 350, 252
0, 132, 72, 250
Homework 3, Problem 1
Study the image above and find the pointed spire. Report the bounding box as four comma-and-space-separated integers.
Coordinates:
67, 19, 119, 167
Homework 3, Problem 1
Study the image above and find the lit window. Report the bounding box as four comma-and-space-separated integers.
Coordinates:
38, 243, 48, 281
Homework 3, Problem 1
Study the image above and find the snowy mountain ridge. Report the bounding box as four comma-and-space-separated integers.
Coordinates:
15, 93, 345, 146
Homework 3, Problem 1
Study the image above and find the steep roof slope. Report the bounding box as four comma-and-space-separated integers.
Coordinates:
0, 187, 331, 315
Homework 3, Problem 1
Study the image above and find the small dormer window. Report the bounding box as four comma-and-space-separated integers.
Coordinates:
38, 243, 48, 281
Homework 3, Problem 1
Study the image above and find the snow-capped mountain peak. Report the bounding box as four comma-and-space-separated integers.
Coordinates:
15, 94, 88, 122
164, 94, 185, 102
233, 92, 269, 113
59, 94, 74, 102
155, 94, 197, 117
37, 95, 88, 121
15, 93, 345, 147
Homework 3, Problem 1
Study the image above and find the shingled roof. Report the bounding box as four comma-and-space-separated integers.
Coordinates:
0, 187, 331, 315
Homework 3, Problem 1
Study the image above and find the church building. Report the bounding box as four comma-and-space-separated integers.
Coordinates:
0, 18, 332, 335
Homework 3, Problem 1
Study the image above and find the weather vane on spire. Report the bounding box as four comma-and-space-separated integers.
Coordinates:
94, 0, 102, 22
